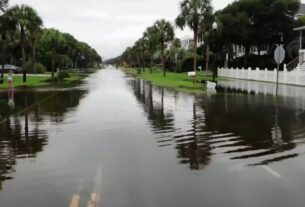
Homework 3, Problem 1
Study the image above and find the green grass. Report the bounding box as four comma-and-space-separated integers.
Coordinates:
124, 68, 217, 93
0, 72, 91, 89
0, 75, 50, 89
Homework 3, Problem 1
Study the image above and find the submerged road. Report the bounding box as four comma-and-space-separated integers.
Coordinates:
0, 66, 305, 207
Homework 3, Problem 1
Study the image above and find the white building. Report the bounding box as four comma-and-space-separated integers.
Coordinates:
232, 44, 269, 59
180, 35, 204, 50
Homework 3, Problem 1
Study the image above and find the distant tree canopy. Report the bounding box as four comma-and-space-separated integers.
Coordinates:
216, 0, 300, 52
0, 0, 8, 12
37, 28, 102, 75
115, 0, 303, 70
0, 2, 102, 81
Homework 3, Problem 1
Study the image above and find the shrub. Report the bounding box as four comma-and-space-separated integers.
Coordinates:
24, 61, 47, 74
179, 56, 204, 73
57, 71, 70, 80
35, 63, 47, 74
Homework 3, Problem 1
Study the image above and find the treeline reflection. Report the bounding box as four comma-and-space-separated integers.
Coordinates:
0, 89, 86, 189
130, 79, 305, 170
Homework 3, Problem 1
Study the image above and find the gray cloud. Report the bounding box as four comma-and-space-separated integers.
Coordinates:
10, 0, 235, 59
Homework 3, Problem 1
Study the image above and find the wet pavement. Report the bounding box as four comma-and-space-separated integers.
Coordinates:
0, 66, 305, 207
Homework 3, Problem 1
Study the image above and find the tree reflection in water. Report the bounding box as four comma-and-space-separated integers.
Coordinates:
0, 89, 86, 189
199, 91, 305, 166
130, 79, 212, 170
130, 78, 305, 170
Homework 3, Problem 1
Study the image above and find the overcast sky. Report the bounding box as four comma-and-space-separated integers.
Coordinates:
7, 0, 254, 59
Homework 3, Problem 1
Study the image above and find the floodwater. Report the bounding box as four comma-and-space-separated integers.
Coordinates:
0, 66, 305, 207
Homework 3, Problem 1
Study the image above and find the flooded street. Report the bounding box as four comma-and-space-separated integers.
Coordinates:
1, 66, 305, 207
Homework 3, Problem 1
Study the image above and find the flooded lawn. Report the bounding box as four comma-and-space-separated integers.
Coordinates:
0, 66, 305, 207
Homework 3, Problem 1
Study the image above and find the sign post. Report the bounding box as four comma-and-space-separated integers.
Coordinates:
274, 45, 285, 95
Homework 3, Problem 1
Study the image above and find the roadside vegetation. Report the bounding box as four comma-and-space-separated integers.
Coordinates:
124, 67, 217, 93
106, 0, 304, 90
0, 0, 102, 86
0, 68, 98, 89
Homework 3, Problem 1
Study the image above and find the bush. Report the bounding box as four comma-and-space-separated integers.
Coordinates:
35, 63, 47, 74
24, 61, 47, 74
179, 56, 204, 73
57, 71, 70, 80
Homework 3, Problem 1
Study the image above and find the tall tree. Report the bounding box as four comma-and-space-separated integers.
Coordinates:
176, 0, 213, 83
38, 28, 65, 78
29, 16, 43, 74
151, 19, 174, 77
143, 26, 158, 73
6, 4, 42, 82
0, 0, 9, 81
217, 0, 300, 57
0, 0, 8, 12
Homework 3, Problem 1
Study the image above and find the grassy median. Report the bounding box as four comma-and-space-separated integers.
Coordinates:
124, 68, 216, 93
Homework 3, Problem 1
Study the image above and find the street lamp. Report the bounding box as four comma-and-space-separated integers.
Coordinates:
205, 21, 218, 88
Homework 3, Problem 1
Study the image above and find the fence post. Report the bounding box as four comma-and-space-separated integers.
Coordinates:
265, 68, 268, 82
256, 67, 260, 81
284, 64, 288, 84
241, 67, 245, 79
247, 67, 251, 80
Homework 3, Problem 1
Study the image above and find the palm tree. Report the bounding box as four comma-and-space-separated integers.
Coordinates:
0, 15, 7, 81
143, 26, 158, 73
0, 0, 10, 81
176, 0, 213, 83
6, 4, 43, 82
0, 0, 8, 12
152, 19, 174, 77
39, 29, 65, 78
29, 24, 42, 74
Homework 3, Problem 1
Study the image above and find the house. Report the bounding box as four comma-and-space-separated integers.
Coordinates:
232, 44, 269, 59
180, 35, 204, 50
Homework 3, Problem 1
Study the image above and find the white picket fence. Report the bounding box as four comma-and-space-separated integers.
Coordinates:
218, 65, 305, 86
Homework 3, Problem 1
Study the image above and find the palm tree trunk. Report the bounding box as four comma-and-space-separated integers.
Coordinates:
51, 57, 55, 78
193, 29, 198, 84
160, 42, 166, 77
21, 28, 27, 83
32, 39, 36, 74
205, 43, 210, 82
1, 45, 4, 82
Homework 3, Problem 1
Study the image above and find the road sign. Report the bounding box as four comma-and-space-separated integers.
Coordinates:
188, 72, 196, 77
274, 45, 285, 64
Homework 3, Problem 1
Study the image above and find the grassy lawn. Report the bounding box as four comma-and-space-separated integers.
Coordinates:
0, 72, 91, 89
0, 75, 50, 89
124, 68, 216, 93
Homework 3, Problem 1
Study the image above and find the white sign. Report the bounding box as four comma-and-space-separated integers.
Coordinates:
188, 72, 196, 77
274, 45, 285, 64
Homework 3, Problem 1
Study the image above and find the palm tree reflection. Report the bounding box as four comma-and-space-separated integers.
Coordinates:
0, 89, 86, 189
130, 79, 212, 170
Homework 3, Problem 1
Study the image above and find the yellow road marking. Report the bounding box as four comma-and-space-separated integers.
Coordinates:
69, 195, 80, 207
87, 166, 102, 207
87, 193, 98, 207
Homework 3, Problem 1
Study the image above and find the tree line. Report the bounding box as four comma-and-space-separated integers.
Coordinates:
115, 0, 303, 81
0, 0, 102, 82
